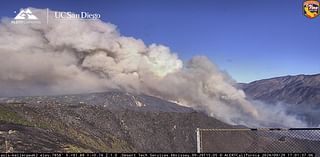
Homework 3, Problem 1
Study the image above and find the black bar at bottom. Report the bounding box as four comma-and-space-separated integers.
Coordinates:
0, 153, 315, 157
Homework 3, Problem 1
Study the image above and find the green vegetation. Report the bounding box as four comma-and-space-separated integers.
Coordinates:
63, 144, 92, 153
0, 104, 134, 152
0, 105, 32, 126
65, 127, 134, 152
109, 136, 134, 152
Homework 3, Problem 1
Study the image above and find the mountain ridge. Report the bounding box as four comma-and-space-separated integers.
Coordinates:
0, 91, 231, 152
241, 73, 320, 126
241, 73, 320, 106
1, 73, 320, 152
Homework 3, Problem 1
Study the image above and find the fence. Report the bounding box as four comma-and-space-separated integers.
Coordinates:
196, 128, 320, 155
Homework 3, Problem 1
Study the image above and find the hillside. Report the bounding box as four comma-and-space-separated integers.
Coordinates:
0, 91, 230, 152
241, 74, 320, 125
0, 91, 319, 153
241, 74, 320, 107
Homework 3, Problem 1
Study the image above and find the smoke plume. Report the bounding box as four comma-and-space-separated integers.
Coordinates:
0, 8, 309, 127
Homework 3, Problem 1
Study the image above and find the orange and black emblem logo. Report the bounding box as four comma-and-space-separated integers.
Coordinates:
303, 0, 319, 19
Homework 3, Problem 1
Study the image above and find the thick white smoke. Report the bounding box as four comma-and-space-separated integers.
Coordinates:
0, 8, 308, 127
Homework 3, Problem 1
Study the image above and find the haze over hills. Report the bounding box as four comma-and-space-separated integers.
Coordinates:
0, 73, 319, 152
0, 86, 319, 153
241, 74, 320, 107
241, 74, 320, 126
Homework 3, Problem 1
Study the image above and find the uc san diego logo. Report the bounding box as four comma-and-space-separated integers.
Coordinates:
11, 8, 41, 24
14, 8, 38, 20
303, 0, 319, 19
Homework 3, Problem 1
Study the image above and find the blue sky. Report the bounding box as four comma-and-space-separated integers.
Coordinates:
0, 0, 319, 83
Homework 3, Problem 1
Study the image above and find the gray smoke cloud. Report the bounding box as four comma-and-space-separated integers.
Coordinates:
0, 8, 309, 127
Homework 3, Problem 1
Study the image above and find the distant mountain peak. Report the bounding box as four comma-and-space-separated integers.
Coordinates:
241, 73, 320, 125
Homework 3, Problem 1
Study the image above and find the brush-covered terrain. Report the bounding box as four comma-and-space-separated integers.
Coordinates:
241, 74, 320, 125
1, 73, 320, 153
0, 91, 230, 152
